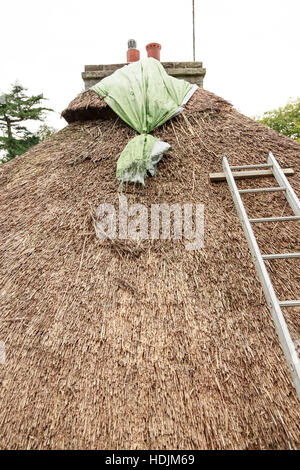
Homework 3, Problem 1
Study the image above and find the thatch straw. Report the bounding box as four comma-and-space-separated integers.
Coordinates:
0, 87, 299, 449
62, 89, 115, 123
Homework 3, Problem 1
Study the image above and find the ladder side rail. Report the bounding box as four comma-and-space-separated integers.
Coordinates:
222, 156, 300, 398
268, 152, 300, 217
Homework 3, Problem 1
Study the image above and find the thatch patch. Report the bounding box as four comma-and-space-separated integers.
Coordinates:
62, 89, 115, 123
0, 88, 299, 449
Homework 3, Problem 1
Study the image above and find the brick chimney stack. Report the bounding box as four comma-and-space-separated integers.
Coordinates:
82, 42, 206, 89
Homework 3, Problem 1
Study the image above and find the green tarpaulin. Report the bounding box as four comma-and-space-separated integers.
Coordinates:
116, 134, 171, 185
92, 57, 197, 184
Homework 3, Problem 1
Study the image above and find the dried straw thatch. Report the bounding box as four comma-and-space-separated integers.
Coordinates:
0, 87, 299, 449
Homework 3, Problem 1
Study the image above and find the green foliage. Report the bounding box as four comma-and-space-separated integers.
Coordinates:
36, 124, 56, 141
0, 135, 40, 161
255, 98, 300, 142
0, 83, 54, 162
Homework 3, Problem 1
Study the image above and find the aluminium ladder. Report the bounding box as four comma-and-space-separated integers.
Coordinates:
222, 152, 300, 399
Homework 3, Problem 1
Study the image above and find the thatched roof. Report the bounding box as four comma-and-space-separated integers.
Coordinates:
0, 87, 300, 449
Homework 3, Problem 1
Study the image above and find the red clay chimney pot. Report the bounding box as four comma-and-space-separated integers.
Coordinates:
127, 48, 140, 63
146, 42, 162, 61
127, 39, 140, 62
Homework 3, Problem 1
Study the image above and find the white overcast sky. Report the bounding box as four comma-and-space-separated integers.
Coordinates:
1, 0, 299, 131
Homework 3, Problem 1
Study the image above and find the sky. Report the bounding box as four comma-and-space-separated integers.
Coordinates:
1, 0, 299, 132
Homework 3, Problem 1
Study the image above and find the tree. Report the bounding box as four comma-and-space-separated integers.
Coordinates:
0, 83, 53, 163
255, 98, 300, 142
36, 123, 56, 141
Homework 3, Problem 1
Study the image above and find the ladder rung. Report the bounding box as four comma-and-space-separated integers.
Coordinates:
230, 163, 273, 170
239, 186, 286, 194
262, 252, 300, 260
210, 168, 294, 182
249, 215, 300, 223
279, 300, 300, 308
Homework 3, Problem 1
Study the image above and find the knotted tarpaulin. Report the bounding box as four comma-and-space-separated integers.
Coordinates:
92, 58, 197, 184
